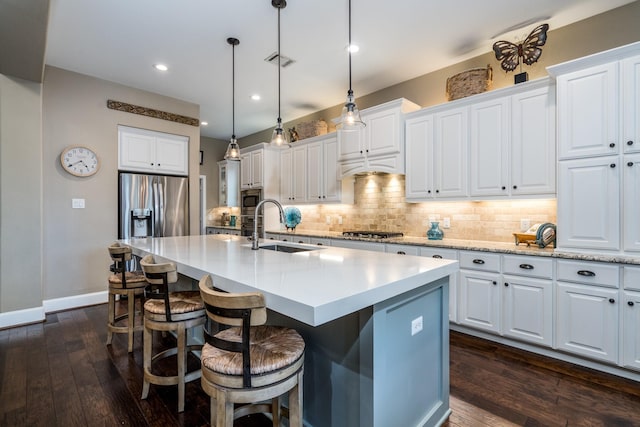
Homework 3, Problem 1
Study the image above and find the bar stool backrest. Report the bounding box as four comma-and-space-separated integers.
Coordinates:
140, 254, 179, 321
108, 242, 133, 288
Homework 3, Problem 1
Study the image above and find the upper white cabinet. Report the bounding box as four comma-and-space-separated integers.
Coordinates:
118, 125, 188, 175
338, 98, 420, 177
240, 148, 263, 189
549, 42, 640, 254
218, 160, 239, 207
280, 145, 307, 203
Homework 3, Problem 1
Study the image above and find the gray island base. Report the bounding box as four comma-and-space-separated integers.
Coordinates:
122, 234, 457, 427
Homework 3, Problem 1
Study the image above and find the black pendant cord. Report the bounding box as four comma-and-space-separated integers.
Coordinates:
232, 41, 236, 139
348, 0, 353, 95
277, 5, 282, 124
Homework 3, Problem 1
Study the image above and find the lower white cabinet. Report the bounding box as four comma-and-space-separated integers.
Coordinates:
206, 227, 241, 236
623, 290, 640, 370
458, 252, 501, 334
502, 275, 553, 346
331, 239, 385, 252
384, 243, 419, 255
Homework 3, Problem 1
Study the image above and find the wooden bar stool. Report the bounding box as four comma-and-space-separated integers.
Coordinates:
198, 274, 305, 427
106, 242, 147, 353
140, 254, 206, 412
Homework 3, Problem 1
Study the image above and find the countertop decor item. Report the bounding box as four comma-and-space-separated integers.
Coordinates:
493, 23, 549, 84
427, 221, 444, 240
284, 206, 302, 231
446, 65, 492, 101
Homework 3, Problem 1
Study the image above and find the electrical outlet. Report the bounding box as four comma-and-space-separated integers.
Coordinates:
411, 316, 423, 336
520, 218, 531, 232
72, 198, 85, 209
326, 215, 331, 224
337, 215, 343, 225
443, 217, 451, 228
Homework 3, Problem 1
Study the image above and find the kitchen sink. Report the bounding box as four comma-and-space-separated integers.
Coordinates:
259, 244, 319, 253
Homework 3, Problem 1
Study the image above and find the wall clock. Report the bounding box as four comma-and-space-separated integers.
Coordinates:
60, 145, 100, 177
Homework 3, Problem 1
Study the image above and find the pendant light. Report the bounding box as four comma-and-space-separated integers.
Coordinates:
224, 37, 241, 161
337, 0, 365, 130
270, 0, 288, 147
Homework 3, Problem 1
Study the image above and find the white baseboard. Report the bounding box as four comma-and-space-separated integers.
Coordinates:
0, 290, 108, 329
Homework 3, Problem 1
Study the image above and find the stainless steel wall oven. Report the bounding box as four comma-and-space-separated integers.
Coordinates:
240, 189, 262, 236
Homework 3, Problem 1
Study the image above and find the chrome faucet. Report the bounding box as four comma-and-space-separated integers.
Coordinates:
252, 199, 285, 250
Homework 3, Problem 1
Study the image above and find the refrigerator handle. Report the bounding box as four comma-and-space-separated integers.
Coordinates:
153, 179, 163, 237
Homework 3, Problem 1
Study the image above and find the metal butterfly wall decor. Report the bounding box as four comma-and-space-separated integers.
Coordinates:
493, 23, 549, 83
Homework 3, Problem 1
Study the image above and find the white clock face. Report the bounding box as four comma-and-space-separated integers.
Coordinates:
61, 146, 99, 177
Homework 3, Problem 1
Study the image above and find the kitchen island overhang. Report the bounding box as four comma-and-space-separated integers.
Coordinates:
122, 234, 458, 427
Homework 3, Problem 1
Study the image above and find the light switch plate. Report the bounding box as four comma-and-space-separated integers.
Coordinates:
411, 316, 423, 336
72, 198, 85, 209
443, 217, 451, 228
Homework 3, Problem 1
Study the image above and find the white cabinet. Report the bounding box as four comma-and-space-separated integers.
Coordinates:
118, 125, 188, 175
555, 260, 620, 364
338, 98, 420, 177
206, 227, 240, 236
469, 82, 556, 198
307, 135, 344, 203
624, 153, 640, 251
279, 145, 307, 203
240, 149, 264, 189
557, 156, 620, 251
623, 266, 640, 370
420, 247, 459, 323
331, 239, 385, 252
458, 251, 501, 334
218, 160, 239, 207
405, 106, 468, 201
501, 255, 553, 347
384, 244, 419, 255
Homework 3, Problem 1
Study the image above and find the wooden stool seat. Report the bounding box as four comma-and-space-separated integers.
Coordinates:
106, 242, 146, 353
199, 275, 305, 427
140, 255, 206, 413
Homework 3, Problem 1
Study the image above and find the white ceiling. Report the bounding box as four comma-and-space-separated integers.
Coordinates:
45, 0, 634, 140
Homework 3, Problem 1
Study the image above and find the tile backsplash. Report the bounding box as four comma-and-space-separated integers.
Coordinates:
287, 174, 557, 243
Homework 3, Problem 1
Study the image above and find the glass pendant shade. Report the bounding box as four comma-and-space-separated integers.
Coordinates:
224, 136, 240, 160
337, 90, 365, 130
270, 118, 288, 146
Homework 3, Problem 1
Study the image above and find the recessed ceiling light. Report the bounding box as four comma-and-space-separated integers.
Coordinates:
201, 121, 208, 126
251, 94, 261, 101
348, 44, 359, 53
153, 63, 168, 71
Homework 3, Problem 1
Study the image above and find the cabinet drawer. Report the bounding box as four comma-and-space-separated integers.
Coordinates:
557, 260, 619, 288
309, 237, 331, 247
419, 247, 457, 260
623, 266, 640, 291
502, 255, 553, 279
459, 251, 500, 272
385, 244, 419, 255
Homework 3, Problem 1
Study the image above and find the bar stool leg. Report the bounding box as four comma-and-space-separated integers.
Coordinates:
106, 292, 116, 345
177, 323, 186, 412
127, 290, 136, 352
289, 371, 303, 427
271, 398, 280, 426
141, 321, 152, 400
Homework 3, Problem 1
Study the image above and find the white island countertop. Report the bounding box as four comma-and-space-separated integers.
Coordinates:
122, 234, 458, 327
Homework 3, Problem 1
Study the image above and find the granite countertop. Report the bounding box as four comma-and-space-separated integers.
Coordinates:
266, 229, 640, 265
122, 235, 457, 326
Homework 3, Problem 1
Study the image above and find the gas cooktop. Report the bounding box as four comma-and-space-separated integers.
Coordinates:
342, 231, 404, 239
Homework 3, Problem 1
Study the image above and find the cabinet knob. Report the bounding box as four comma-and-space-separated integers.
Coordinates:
577, 270, 595, 277
504, 282, 509, 287
150, 163, 154, 166
513, 185, 518, 190
366, 149, 369, 153
432, 255, 443, 259
397, 251, 406, 255
609, 142, 616, 148
610, 163, 616, 168
519, 263, 534, 270
492, 281, 497, 285
501, 186, 506, 190
360, 150, 363, 154
435, 189, 440, 193
609, 298, 615, 304
629, 301, 635, 307
472, 259, 485, 264
627, 140, 634, 146
428, 190, 431, 194
628, 162, 634, 167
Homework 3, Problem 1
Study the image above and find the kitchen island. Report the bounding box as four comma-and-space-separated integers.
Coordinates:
122, 234, 458, 427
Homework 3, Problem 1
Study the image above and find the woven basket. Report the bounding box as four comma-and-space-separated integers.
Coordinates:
295, 119, 328, 140
446, 65, 493, 101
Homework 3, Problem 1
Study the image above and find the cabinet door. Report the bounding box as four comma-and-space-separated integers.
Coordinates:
458, 269, 500, 334
557, 157, 620, 251
240, 152, 252, 189
557, 62, 619, 159
119, 130, 155, 172
322, 136, 341, 202
502, 275, 553, 346
622, 55, 640, 154
624, 153, 640, 251
337, 129, 363, 161
291, 145, 307, 202
155, 135, 188, 175
307, 142, 323, 202
622, 290, 640, 370
434, 107, 468, 198
251, 150, 264, 188
279, 150, 293, 201
364, 107, 401, 157
556, 282, 619, 363
470, 97, 510, 197
405, 115, 434, 200
511, 85, 556, 196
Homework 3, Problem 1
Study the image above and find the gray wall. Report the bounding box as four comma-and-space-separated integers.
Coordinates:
199, 136, 229, 210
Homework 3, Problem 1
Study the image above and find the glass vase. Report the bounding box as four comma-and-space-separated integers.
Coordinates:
427, 221, 444, 240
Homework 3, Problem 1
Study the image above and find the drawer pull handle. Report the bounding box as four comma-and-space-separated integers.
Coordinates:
519, 263, 534, 270
316, 242, 323, 246
298, 240, 304, 244
397, 251, 406, 255
628, 162, 634, 167
629, 301, 635, 307
577, 270, 595, 277
432, 255, 443, 259
473, 259, 485, 264
609, 298, 615, 304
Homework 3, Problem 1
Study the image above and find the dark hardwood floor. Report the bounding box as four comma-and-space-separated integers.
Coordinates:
1, 302, 640, 426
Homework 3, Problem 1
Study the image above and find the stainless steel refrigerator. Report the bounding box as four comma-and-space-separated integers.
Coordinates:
118, 172, 189, 239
